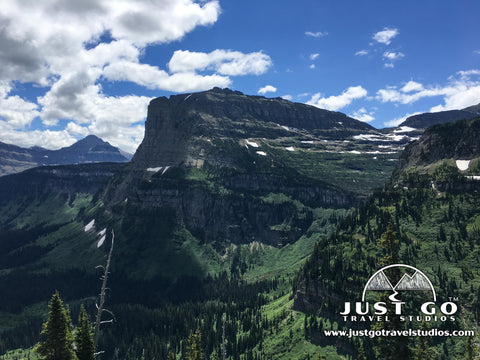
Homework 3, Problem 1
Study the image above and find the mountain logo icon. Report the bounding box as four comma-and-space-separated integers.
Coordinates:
361, 264, 436, 302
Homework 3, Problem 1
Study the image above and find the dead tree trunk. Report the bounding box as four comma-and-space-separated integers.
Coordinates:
94, 229, 115, 353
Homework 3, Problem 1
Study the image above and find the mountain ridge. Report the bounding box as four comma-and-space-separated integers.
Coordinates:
0, 135, 131, 176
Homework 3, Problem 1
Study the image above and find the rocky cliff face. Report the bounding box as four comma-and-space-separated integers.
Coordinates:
105, 88, 377, 249
0, 163, 124, 206
394, 117, 480, 175
132, 87, 374, 169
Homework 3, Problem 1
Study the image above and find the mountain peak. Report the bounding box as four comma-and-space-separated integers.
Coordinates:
133, 88, 374, 169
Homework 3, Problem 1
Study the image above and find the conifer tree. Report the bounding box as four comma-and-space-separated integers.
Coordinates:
186, 327, 204, 360
75, 305, 95, 360
34, 291, 78, 360
378, 221, 399, 266
411, 321, 433, 360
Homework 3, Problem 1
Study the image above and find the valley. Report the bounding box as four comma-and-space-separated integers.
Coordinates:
0, 89, 479, 359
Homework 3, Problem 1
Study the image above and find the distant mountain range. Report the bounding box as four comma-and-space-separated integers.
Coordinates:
0, 135, 131, 176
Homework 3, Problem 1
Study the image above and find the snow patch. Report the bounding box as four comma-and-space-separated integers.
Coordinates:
467, 175, 480, 180
353, 134, 383, 141
285, 146, 295, 152
97, 228, 107, 237
456, 160, 470, 171
301, 140, 314, 144
97, 235, 106, 248
147, 167, 162, 173
162, 166, 170, 175
245, 140, 260, 148
256, 151, 267, 156
84, 219, 95, 232
394, 126, 417, 133
386, 134, 406, 141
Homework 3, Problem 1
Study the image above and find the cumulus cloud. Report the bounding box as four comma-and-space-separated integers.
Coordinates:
0, 82, 39, 128
351, 107, 375, 123
258, 85, 277, 95
282, 95, 293, 101
377, 70, 480, 114
401, 81, 424, 93
168, 49, 272, 76
382, 51, 404, 68
310, 53, 320, 61
373, 28, 399, 45
305, 31, 328, 38
307, 86, 368, 111
0, 0, 273, 152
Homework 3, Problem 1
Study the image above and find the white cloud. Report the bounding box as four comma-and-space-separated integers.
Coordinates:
457, 69, 480, 79
0, 0, 273, 152
383, 51, 404, 61
305, 31, 327, 38
282, 95, 293, 101
377, 70, 480, 114
475, 50, 480, 55
355, 50, 369, 56
258, 85, 277, 95
0, 120, 76, 150
401, 81, 424, 93
384, 112, 422, 127
307, 86, 368, 111
168, 49, 272, 76
310, 64, 316, 69
0, 82, 39, 128
310, 53, 320, 61
103, 61, 231, 92
382, 51, 404, 68
351, 107, 375, 123
373, 28, 399, 45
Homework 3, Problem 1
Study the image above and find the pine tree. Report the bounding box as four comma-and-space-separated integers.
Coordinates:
34, 291, 78, 360
167, 349, 176, 360
378, 221, 399, 266
75, 305, 95, 360
186, 327, 204, 360
411, 321, 433, 360
357, 341, 366, 360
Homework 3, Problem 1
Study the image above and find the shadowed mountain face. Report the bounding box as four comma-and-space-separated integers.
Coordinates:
398, 102, 480, 130
0, 135, 131, 176
394, 117, 480, 176
132, 87, 375, 169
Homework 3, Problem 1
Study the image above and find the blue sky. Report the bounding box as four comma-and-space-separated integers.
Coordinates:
0, 0, 479, 152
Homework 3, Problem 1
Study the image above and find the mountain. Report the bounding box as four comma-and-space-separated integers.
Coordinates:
1, 89, 478, 359
293, 116, 480, 358
0, 135, 131, 176
0, 88, 399, 359
397, 102, 480, 130
394, 117, 480, 177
